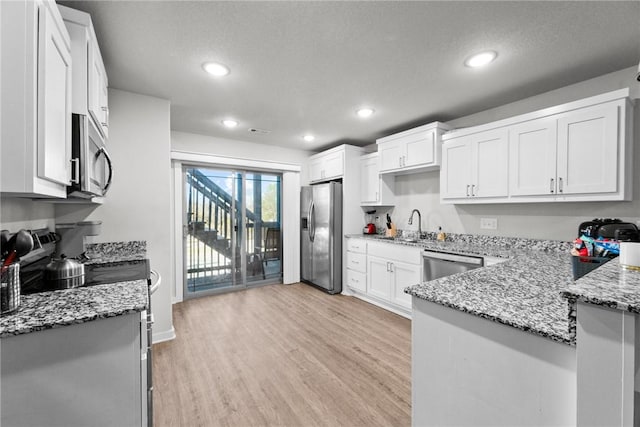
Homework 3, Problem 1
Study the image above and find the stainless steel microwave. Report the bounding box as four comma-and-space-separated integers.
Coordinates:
67, 113, 113, 198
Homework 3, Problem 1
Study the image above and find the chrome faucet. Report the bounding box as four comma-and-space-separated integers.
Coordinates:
408, 209, 422, 236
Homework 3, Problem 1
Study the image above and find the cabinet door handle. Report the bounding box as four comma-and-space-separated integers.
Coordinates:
375, 191, 379, 201
471, 184, 476, 197
550, 178, 555, 194
389, 262, 394, 273
70, 158, 80, 184
558, 177, 563, 193
466, 184, 470, 197
352, 260, 359, 264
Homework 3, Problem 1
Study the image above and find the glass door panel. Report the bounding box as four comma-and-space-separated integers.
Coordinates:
184, 166, 282, 298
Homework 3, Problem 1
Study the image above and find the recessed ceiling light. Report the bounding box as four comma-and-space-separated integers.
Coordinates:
203, 62, 230, 77
303, 134, 315, 142
357, 108, 375, 118
464, 51, 497, 68
222, 119, 238, 128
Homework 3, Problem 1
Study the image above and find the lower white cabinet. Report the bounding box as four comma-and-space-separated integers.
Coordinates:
367, 255, 419, 311
1, 312, 147, 426
347, 238, 421, 316
346, 238, 367, 293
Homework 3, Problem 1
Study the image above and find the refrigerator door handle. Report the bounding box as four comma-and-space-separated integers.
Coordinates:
309, 200, 316, 242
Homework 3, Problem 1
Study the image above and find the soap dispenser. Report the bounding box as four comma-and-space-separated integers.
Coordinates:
437, 226, 446, 242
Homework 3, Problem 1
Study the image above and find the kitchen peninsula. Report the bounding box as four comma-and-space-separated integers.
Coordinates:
403, 235, 640, 426
0, 241, 152, 427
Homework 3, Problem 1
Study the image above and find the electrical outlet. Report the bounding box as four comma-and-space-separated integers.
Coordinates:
480, 218, 498, 230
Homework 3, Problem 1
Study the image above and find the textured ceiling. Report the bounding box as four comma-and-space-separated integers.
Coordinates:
57, 1, 640, 151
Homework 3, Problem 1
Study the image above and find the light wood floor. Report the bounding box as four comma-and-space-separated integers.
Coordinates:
153, 283, 411, 427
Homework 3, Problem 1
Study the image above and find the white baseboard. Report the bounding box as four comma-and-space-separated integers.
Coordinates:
152, 326, 176, 344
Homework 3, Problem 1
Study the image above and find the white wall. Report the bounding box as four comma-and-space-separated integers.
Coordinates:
388, 66, 640, 242
56, 89, 174, 343
170, 131, 312, 300
172, 130, 313, 173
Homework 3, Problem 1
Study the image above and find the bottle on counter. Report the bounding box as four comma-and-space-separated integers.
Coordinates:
437, 226, 446, 242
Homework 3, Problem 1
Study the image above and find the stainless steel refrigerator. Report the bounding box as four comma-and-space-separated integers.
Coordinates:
300, 182, 342, 294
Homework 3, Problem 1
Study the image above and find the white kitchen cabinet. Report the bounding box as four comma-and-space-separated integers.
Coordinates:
1, 312, 147, 426
366, 240, 421, 314
1, 0, 72, 198
346, 238, 367, 293
390, 259, 418, 309
555, 103, 618, 196
59, 5, 109, 140
377, 122, 452, 175
367, 255, 418, 310
442, 88, 633, 204
309, 148, 344, 183
510, 103, 620, 198
441, 128, 509, 201
509, 117, 558, 196
91, 40, 109, 138
367, 255, 392, 300
360, 153, 394, 206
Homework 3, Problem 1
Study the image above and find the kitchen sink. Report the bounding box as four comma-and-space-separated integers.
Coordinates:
396, 238, 418, 243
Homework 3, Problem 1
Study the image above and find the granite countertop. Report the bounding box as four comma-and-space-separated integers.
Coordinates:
351, 233, 640, 345
348, 233, 577, 344
0, 240, 149, 338
0, 280, 148, 338
562, 259, 640, 313
83, 240, 147, 265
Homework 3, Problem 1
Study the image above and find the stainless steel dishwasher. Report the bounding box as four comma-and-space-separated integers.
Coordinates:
422, 249, 484, 281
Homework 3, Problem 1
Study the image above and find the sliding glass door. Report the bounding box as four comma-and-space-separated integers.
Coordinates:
183, 166, 282, 298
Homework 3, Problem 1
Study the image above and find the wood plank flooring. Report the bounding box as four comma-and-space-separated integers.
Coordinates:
153, 283, 411, 427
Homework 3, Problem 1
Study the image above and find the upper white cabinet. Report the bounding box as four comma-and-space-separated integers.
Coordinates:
556, 103, 618, 196
360, 153, 394, 206
308, 144, 364, 184
377, 122, 452, 175
59, 5, 109, 140
508, 118, 558, 196
1, 0, 72, 198
441, 89, 633, 204
441, 128, 509, 200
309, 148, 344, 183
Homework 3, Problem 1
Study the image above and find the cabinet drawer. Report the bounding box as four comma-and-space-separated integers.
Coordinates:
346, 252, 366, 273
367, 241, 421, 265
347, 238, 366, 254
346, 269, 366, 293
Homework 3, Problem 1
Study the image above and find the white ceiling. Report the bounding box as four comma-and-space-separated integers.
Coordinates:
57, 1, 640, 152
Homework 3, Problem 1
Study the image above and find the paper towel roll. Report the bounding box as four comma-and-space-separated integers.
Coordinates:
619, 242, 640, 271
